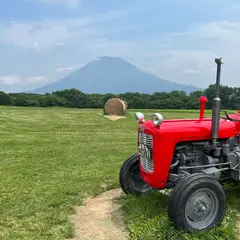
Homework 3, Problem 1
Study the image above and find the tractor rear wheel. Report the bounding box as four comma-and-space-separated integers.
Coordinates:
168, 173, 227, 232
119, 153, 153, 196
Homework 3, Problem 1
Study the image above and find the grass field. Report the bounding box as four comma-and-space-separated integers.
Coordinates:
0, 106, 240, 240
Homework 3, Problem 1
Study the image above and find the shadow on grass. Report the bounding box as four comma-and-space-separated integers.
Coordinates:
119, 183, 240, 240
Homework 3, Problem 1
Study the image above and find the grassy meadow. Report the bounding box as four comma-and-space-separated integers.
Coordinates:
0, 106, 240, 240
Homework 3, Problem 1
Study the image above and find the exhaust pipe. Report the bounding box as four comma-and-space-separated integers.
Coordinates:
211, 57, 223, 148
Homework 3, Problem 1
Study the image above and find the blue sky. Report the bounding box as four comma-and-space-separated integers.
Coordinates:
1, 0, 240, 92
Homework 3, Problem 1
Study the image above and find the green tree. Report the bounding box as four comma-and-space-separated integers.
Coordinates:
0, 91, 12, 105
13, 94, 28, 106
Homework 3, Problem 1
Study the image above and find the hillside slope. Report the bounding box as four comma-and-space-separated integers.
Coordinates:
29, 56, 200, 94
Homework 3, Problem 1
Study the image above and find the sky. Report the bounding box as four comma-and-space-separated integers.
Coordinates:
1, 0, 240, 93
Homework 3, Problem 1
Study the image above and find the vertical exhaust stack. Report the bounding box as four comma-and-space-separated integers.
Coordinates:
211, 57, 223, 148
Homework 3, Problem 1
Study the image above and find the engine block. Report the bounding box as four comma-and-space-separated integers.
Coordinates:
168, 137, 240, 184
228, 148, 240, 180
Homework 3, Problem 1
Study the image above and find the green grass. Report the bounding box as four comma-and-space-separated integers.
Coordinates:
0, 106, 239, 240
120, 184, 240, 240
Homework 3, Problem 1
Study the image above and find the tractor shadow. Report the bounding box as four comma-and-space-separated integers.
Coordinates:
224, 181, 240, 207
119, 184, 240, 240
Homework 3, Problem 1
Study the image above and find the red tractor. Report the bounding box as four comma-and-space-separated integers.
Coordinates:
119, 58, 240, 232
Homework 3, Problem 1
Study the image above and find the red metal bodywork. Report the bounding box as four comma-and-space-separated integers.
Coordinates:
138, 115, 240, 189
199, 96, 208, 120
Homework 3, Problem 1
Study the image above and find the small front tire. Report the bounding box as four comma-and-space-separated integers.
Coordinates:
168, 173, 227, 232
119, 153, 153, 196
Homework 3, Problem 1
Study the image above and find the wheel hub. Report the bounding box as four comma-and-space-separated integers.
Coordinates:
193, 199, 209, 217
185, 188, 219, 229
130, 165, 152, 193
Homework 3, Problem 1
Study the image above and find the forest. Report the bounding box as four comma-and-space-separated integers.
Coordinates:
0, 84, 239, 110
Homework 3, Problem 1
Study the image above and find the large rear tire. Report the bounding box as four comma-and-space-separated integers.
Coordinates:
119, 153, 153, 196
168, 173, 227, 232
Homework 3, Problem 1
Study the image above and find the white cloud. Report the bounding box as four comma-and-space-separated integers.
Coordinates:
27, 76, 48, 83
0, 76, 21, 85
145, 49, 217, 71
226, 4, 240, 11
0, 21, 74, 50
2, 4, 240, 91
32, 42, 39, 48
55, 42, 64, 47
0, 8, 134, 50
0, 75, 48, 85
183, 21, 240, 43
160, 44, 174, 49
148, 20, 240, 87
56, 64, 84, 72
178, 21, 240, 69
140, 67, 156, 72
56, 67, 76, 72
181, 69, 199, 74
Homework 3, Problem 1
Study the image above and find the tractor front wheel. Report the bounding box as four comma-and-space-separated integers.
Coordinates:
168, 173, 227, 232
119, 153, 153, 196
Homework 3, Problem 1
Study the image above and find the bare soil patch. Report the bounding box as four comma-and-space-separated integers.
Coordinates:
104, 115, 126, 121
69, 188, 129, 240
237, 219, 240, 240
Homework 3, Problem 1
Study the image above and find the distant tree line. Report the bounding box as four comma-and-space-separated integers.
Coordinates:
0, 84, 240, 110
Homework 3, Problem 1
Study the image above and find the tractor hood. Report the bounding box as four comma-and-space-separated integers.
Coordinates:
139, 118, 236, 142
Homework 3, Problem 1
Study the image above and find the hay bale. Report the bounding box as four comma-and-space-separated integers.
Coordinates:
123, 101, 128, 109
104, 98, 127, 115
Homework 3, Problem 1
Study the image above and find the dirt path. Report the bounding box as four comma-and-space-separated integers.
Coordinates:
237, 220, 240, 240
69, 188, 240, 240
69, 188, 129, 240
104, 115, 126, 121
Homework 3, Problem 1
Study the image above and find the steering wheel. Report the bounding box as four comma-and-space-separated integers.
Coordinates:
223, 111, 240, 122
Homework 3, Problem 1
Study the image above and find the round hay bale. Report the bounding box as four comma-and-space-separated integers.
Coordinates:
123, 101, 128, 109
104, 98, 127, 115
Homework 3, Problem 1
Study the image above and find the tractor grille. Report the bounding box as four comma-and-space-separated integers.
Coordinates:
138, 132, 154, 173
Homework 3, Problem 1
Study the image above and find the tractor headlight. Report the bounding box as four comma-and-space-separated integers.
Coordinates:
135, 112, 145, 123
152, 113, 163, 126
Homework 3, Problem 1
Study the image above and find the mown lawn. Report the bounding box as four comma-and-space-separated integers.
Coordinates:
0, 106, 239, 240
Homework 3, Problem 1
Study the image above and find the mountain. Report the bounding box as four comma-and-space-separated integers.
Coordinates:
29, 56, 201, 94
